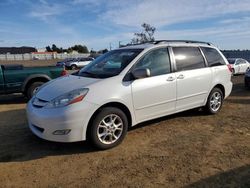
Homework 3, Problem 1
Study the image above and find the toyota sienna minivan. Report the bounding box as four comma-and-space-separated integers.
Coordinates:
27, 40, 233, 149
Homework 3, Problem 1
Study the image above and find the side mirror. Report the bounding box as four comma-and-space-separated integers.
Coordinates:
132, 68, 150, 79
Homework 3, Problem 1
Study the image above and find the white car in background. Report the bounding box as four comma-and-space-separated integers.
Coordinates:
227, 58, 250, 74
65, 57, 94, 70
27, 40, 232, 150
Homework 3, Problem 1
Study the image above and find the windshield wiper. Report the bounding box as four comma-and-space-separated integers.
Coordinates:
79, 71, 100, 78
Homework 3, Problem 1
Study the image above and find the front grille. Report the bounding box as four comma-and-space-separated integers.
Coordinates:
32, 97, 49, 108
32, 124, 44, 133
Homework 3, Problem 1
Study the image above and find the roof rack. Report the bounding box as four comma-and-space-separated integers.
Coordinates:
153, 40, 211, 46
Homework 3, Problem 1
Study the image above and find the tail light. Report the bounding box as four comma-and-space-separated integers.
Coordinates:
61, 69, 68, 76
227, 64, 233, 73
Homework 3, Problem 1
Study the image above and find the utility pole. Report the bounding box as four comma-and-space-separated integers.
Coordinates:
109, 43, 112, 51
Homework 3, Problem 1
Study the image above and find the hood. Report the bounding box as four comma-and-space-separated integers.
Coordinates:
36, 75, 100, 101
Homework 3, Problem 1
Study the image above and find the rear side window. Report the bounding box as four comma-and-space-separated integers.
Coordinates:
201, 47, 226, 67
172, 47, 206, 71
240, 59, 247, 64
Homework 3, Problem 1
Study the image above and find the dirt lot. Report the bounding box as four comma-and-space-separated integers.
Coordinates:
0, 73, 249, 187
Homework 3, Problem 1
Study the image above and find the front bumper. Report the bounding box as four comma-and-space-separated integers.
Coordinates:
26, 100, 99, 142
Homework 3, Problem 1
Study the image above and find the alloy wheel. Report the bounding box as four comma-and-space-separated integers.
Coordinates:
97, 114, 123, 145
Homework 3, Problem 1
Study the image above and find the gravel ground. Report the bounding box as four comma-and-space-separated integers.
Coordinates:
0, 64, 249, 187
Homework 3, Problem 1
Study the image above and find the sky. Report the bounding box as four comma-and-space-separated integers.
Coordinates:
0, 0, 250, 50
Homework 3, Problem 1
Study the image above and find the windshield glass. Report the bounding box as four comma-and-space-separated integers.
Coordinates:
228, 59, 235, 64
78, 49, 143, 78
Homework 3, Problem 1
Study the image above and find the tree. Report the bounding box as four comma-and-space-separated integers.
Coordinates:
46, 46, 52, 52
102, 49, 108, 53
131, 23, 156, 44
51, 44, 62, 53
71, 45, 89, 53
45, 44, 89, 54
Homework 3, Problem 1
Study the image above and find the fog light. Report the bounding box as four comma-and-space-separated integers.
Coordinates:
53, 129, 71, 135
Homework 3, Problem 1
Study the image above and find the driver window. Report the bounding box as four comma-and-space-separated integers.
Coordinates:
134, 48, 171, 77
235, 60, 240, 65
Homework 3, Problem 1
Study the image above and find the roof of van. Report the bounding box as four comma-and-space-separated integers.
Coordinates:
120, 40, 214, 50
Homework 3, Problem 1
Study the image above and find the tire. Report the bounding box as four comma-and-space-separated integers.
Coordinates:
71, 64, 77, 70
232, 69, 235, 75
205, 88, 223, 114
89, 107, 128, 150
26, 81, 44, 99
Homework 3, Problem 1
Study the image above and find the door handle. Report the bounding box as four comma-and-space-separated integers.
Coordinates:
166, 76, 175, 81
177, 74, 185, 79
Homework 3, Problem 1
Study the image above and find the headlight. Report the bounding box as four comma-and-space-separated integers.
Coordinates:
45, 88, 89, 108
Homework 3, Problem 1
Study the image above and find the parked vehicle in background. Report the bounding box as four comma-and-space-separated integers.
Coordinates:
0, 64, 67, 99
56, 58, 75, 67
227, 58, 250, 74
245, 68, 250, 89
64, 57, 94, 70
27, 40, 232, 150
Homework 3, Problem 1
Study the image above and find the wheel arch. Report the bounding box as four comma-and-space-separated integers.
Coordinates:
86, 102, 133, 139
22, 75, 51, 93
213, 84, 225, 99
204, 83, 226, 106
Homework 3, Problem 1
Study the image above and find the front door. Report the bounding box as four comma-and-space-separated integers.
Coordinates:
234, 60, 241, 73
131, 48, 176, 122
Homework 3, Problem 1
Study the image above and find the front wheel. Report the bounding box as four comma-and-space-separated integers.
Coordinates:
26, 81, 45, 99
88, 107, 128, 150
205, 88, 223, 114
71, 64, 77, 70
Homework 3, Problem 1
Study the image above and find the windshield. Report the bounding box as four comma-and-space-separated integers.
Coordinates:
228, 59, 235, 64
78, 49, 143, 78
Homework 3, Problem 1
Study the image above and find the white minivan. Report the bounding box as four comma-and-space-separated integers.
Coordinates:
27, 40, 233, 149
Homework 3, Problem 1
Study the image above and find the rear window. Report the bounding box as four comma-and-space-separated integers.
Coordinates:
172, 47, 206, 71
201, 47, 226, 67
